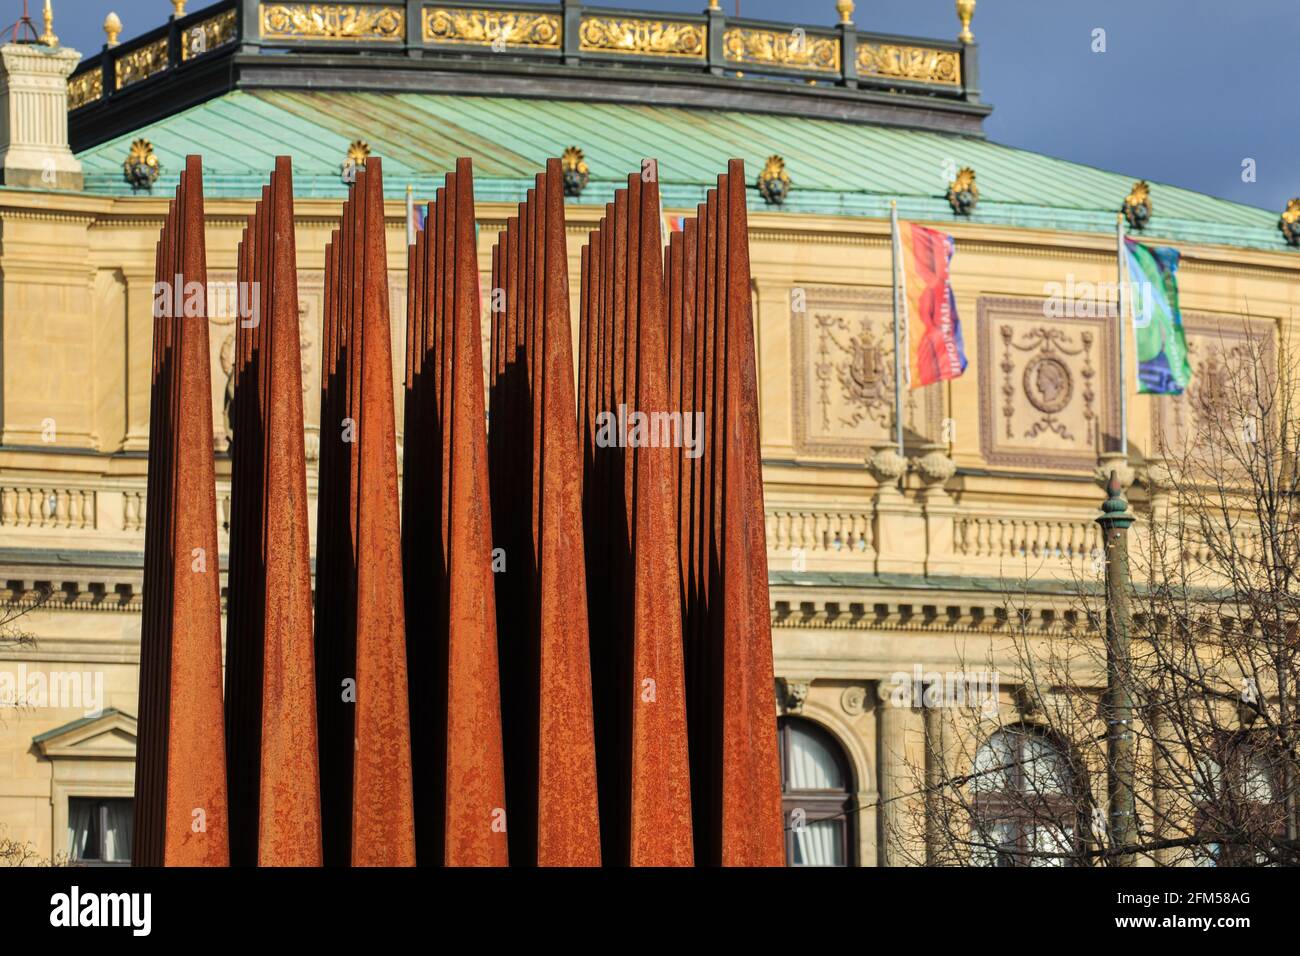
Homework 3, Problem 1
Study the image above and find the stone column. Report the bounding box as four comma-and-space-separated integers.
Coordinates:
923, 688, 954, 865
0, 43, 83, 189
876, 679, 923, 865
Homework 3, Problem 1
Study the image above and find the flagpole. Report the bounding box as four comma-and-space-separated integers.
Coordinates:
406, 184, 415, 247
1116, 213, 1128, 458
890, 200, 904, 457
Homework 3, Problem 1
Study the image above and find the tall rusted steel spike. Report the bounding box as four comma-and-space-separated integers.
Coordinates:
441, 158, 510, 865
223, 162, 322, 865
627, 162, 694, 865
133, 155, 230, 866
348, 158, 417, 865
488, 162, 601, 864
715, 162, 784, 865
532, 158, 601, 865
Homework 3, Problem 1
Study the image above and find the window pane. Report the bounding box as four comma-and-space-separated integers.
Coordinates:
1243, 753, 1275, 803
791, 818, 845, 866
102, 800, 133, 862
1029, 824, 1072, 866
68, 797, 133, 864
972, 731, 1015, 793
786, 723, 845, 790
970, 819, 1016, 866
1021, 735, 1069, 795
68, 798, 97, 861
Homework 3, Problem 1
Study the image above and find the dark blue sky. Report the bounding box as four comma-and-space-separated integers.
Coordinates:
52, 0, 1297, 213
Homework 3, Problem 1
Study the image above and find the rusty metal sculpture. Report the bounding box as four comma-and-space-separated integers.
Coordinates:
133, 155, 230, 866
137, 153, 781, 867
576, 160, 783, 866
486, 160, 601, 865
314, 157, 417, 866
224, 157, 323, 866
401, 159, 510, 866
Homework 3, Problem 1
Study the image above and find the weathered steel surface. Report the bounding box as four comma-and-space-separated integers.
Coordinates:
715, 162, 785, 865
224, 158, 324, 866
403, 160, 510, 865
576, 160, 782, 866
314, 159, 416, 866
627, 165, 695, 866
137, 152, 779, 867
133, 156, 230, 867
487, 161, 601, 865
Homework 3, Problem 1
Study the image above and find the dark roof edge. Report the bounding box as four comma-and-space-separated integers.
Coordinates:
70, 51, 990, 153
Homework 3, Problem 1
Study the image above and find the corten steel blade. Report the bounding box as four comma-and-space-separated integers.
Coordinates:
263, 159, 324, 864
133, 208, 170, 867
627, 163, 694, 866
224, 199, 263, 867
440, 158, 509, 865
530, 158, 601, 865
133, 156, 230, 866
717, 164, 784, 864
348, 158, 417, 865
314, 226, 355, 865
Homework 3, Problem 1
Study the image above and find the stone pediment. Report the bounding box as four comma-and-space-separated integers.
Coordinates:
32, 709, 137, 760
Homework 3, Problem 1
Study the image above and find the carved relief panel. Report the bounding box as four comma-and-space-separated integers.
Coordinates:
976, 297, 1119, 470
791, 285, 942, 459
1151, 312, 1276, 461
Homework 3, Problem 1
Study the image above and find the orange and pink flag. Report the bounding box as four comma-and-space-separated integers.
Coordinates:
900, 222, 967, 387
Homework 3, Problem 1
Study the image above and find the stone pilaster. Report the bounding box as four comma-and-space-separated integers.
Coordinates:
914, 442, 959, 576
876, 679, 923, 865
868, 441, 925, 575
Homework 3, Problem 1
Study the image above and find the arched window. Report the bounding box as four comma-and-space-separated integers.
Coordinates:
778, 717, 854, 866
1194, 732, 1286, 866
970, 726, 1080, 867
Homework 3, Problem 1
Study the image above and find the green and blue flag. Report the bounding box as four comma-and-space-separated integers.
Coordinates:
1123, 237, 1191, 394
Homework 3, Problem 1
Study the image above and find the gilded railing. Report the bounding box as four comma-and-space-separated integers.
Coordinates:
67, 0, 972, 111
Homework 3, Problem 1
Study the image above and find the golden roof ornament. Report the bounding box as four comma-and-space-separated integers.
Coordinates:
757, 155, 791, 206
104, 12, 122, 47
946, 166, 979, 215
341, 140, 370, 184
561, 146, 589, 198
1121, 180, 1152, 230
1280, 198, 1300, 247
837, 0, 855, 26
956, 0, 975, 43
172, 1, 187, 16
39, 0, 57, 46
123, 139, 161, 191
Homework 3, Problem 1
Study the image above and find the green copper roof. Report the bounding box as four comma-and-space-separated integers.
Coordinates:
73, 89, 1288, 253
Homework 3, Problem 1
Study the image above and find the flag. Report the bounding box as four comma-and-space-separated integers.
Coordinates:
1122, 237, 1191, 394
900, 222, 967, 388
